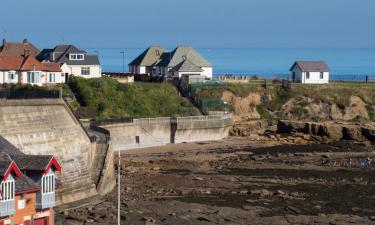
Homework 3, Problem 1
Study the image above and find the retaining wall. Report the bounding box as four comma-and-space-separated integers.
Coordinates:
0, 99, 97, 205
100, 114, 234, 152
102, 119, 172, 152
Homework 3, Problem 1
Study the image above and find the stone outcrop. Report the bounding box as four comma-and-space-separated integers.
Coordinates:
230, 120, 269, 136
277, 120, 375, 142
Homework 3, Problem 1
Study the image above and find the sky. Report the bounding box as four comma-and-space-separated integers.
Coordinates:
1, 0, 375, 49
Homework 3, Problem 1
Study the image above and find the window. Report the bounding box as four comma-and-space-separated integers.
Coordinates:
8, 71, 16, 80
69, 54, 84, 60
27, 71, 41, 84
42, 174, 55, 194
136, 136, 140, 144
0, 179, 15, 201
81, 67, 90, 75
320, 72, 324, 79
306, 72, 310, 79
48, 73, 56, 83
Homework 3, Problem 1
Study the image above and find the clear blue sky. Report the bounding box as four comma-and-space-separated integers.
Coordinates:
1, 0, 374, 49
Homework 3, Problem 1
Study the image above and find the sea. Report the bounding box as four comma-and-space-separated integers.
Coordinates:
85, 48, 375, 81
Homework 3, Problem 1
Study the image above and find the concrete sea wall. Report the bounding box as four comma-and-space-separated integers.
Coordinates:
0, 99, 97, 204
100, 115, 234, 152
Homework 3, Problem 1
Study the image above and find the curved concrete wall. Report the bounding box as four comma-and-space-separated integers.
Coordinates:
0, 99, 97, 204
103, 122, 171, 152
101, 115, 233, 152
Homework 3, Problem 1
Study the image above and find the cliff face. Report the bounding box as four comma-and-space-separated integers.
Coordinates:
218, 85, 375, 124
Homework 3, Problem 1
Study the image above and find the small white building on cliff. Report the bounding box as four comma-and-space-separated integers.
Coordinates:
290, 61, 330, 84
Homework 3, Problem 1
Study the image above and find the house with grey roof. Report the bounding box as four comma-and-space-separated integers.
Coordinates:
129, 46, 166, 75
290, 61, 330, 84
129, 45, 213, 79
38, 44, 101, 79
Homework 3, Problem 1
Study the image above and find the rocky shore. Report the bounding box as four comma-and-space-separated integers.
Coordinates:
57, 134, 375, 225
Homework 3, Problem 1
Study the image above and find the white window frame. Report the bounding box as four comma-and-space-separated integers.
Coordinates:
48, 73, 56, 83
41, 174, 55, 194
8, 71, 17, 81
0, 179, 15, 202
69, 54, 85, 61
27, 71, 41, 84
81, 67, 90, 76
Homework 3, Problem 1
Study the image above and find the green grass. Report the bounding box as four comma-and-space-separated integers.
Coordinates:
68, 77, 200, 120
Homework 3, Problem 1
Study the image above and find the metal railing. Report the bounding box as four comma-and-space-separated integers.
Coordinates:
0, 88, 62, 99
214, 74, 375, 83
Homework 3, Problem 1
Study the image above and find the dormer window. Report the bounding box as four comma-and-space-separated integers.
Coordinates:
42, 174, 55, 194
69, 54, 84, 60
0, 178, 15, 202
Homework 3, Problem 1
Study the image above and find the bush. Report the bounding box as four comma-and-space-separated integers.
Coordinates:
68, 77, 200, 120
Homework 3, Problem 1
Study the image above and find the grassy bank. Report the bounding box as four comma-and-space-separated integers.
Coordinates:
67, 77, 200, 120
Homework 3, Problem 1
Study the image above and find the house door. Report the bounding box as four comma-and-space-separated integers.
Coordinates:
0, 220, 4, 225
34, 217, 48, 225
24, 220, 31, 225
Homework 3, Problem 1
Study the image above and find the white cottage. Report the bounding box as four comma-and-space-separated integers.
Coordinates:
290, 61, 330, 84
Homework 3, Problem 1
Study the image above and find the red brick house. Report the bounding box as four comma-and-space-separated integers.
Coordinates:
0, 136, 62, 225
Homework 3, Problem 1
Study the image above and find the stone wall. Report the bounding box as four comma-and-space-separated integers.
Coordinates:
0, 99, 97, 204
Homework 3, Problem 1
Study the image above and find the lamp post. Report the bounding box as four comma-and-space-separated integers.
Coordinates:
118, 149, 121, 225
120, 51, 125, 74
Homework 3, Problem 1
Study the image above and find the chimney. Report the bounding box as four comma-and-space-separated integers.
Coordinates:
23, 38, 29, 44
2, 38, 7, 46
24, 48, 30, 56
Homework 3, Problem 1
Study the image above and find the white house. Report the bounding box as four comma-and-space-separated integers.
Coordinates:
0, 54, 64, 86
38, 45, 101, 79
290, 61, 330, 84
129, 45, 213, 80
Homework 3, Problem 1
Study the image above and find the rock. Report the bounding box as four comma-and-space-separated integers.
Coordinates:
152, 167, 160, 171
197, 216, 210, 222
285, 206, 301, 214
125, 186, 132, 191
369, 216, 375, 221
142, 217, 156, 223
240, 190, 249, 194
193, 177, 204, 181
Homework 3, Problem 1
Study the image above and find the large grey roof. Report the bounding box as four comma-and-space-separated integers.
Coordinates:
174, 59, 204, 72
0, 136, 24, 156
129, 46, 165, 66
37, 44, 100, 66
0, 156, 12, 177
291, 61, 330, 72
168, 46, 211, 68
11, 155, 53, 171
15, 175, 39, 193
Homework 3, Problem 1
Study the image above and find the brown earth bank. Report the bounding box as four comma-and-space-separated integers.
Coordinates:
57, 137, 375, 225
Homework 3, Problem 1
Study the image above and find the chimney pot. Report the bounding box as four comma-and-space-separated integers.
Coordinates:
23, 38, 29, 44
2, 39, 7, 46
